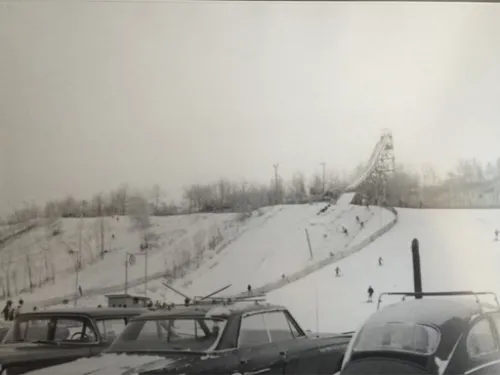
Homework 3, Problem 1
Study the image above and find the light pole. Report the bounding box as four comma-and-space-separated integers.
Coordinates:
74, 202, 84, 307
73, 250, 81, 307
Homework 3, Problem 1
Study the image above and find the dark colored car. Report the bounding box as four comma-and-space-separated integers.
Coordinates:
24, 300, 352, 375
0, 307, 146, 375
340, 291, 500, 375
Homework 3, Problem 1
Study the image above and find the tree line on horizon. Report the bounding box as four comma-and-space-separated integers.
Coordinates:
3, 157, 500, 225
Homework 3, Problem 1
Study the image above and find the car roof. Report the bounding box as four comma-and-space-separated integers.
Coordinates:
133, 303, 285, 320
369, 298, 496, 328
19, 307, 148, 319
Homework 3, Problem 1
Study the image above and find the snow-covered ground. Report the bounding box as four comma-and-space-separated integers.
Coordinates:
268, 208, 500, 333
0, 213, 243, 305
67, 203, 392, 307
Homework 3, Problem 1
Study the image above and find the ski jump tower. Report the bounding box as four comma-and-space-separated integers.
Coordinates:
345, 129, 395, 206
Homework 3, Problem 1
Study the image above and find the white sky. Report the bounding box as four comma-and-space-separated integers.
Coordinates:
2, 1, 500, 214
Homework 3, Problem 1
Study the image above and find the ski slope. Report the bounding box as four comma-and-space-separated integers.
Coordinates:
268, 208, 500, 333
144, 203, 391, 302
55, 203, 392, 308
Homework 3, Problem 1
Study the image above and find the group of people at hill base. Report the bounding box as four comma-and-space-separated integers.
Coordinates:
2, 299, 24, 321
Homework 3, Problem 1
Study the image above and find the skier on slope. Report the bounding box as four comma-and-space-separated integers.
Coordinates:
367, 286, 374, 303
335, 266, 341, 277
379, 257, 383, 266
496, 230, 499, 241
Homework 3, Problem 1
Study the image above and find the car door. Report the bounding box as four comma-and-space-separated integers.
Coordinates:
461, 316, 500, 375
237, 312, 285, 375
262, 310, 333, 375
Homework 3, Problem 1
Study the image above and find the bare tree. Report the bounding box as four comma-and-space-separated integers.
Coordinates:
112, 185, 129, 216
291, 172, 307, 203
421, 164, 440, 186
456, 159, 484, 183
192, 229, 206, 268
485, 162, 496, 180
309, 173, 323, 196
151, 184, 163, 215
128, 194, 153, 247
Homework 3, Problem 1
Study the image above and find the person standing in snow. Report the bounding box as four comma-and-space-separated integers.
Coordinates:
367, 286, 374, 303
378, 257, 383, 266
14, 299, 23, 318
2, 300, 12, 321
247, 284, 252, 295
496, 230, 499, 241
342, 225, 349, 236
335, 267, 341, 277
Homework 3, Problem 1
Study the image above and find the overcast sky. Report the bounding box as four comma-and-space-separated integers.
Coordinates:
1, 1, 500, 215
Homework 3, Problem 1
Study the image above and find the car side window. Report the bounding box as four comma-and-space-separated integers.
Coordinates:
239, 313, 270, 348
56, 319, 97, 342
264, 311, 295, 343
97, 319, 127, 343
467, 319, 497, 358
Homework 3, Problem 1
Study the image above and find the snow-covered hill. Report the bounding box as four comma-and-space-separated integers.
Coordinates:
268, 208, 500, 333
0, 213, 242, 305
65, 203, 392, 307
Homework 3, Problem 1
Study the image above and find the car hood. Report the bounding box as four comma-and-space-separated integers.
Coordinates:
24, 352, 196, 375
0, 342, 76, 364
341, 358, 431, 375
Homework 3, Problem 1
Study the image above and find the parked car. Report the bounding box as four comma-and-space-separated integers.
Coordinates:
0, 307, 146, 374
340, 291, 500, 375
23, 298, 352, 375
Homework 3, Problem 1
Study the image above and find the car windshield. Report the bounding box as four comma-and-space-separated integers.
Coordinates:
352, 322, 440, 355
107, 317, 227, 353
2, 316, 98, 343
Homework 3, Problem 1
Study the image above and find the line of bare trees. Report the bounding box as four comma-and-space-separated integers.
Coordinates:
6, 157, 500, 226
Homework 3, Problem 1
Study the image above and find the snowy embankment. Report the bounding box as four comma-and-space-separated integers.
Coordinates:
268, 208, 500, 333
0, 212, 245, 307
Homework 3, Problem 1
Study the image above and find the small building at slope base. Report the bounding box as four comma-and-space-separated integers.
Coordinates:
105, 293, 151, 308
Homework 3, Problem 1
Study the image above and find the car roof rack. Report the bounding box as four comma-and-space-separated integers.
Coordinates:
162, 282, 267, 309
377, 291, 500, 310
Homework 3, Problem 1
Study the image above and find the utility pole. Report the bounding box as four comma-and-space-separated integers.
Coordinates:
98, 195, 104, 260
75, 201, 83, 307
320, 162, 326, 194
273, 163, 279, 205
145, 247, 148, 297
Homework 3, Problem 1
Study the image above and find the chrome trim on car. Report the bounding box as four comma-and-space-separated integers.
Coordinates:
465, 359, 500, 374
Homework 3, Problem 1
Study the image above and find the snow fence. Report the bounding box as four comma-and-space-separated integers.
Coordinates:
236, 206, 399, 297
